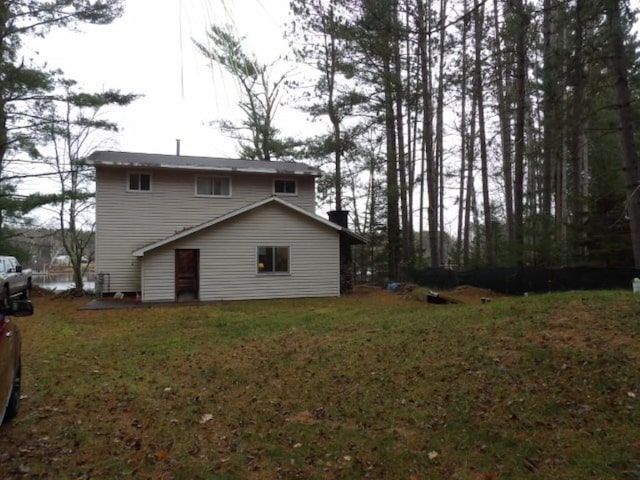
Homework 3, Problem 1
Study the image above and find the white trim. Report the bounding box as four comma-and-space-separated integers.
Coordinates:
273, 179, 297, 196
126, 171, 152, 192
194, 175, 232, 198
256, 245, 291, 274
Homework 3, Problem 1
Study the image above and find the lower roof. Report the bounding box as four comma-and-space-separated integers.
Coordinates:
131, 196, 366, 257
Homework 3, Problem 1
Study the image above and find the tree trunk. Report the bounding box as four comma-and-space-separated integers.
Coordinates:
541, 0, 569, 265
464, 63, 477, 267
605, 0, 640, 267
384, 56, 402, 280
0, 3, 9, 232
474, 0, 492, 265
541, 0, 557, 264
393, 16, 412, 270
417, 0, 439, 267
492, 0, 514, 248
325, 2, 343, 210
542, 0, 553, 221
456, 0, 470, 267
437, 0, 447, 265
404, 0, 417, 266
367, 150, 378, 280
511, 0, 528, 265
568, 0, 589, 261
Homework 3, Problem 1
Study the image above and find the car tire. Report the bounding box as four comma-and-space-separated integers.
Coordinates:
20, 280, 31, 300
2, 362, 20, 424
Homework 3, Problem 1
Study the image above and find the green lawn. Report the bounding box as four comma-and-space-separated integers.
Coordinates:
1, 288, 639, 479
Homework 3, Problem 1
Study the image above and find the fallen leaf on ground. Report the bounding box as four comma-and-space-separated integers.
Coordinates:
200, 413, 213, 424
154, 450, 169, 461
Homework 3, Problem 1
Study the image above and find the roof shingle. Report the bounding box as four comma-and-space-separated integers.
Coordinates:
87, 150, 321, 176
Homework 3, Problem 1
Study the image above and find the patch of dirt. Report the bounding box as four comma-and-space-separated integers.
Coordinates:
352, 283, 509, 304
529, 328, 591, 350
445, 285, 508, 304
350, 283, 384, 295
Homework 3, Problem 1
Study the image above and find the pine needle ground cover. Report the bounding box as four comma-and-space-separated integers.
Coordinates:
1, 288, 638, 479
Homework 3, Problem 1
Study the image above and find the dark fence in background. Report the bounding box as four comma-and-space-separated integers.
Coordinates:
408, 267, 640, 295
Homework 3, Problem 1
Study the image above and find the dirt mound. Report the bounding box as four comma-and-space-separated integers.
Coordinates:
351, 283, 508, 304
446, 285, 504, 303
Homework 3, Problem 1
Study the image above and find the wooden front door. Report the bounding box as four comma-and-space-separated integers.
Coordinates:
175, 249, 199, 301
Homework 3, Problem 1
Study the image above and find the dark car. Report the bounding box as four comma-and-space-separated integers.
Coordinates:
0, 300, 34, 424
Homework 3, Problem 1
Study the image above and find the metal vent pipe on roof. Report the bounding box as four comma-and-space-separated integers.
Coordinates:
176, 139, 181, 156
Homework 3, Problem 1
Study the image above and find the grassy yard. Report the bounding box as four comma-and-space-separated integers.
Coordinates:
0, 287, 639, 479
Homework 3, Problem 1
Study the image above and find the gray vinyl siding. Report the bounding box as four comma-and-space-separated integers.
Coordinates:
94, 166, 316, 293
140, 202, 340, 301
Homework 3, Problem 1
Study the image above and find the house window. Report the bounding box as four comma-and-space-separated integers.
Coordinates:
128, 173, 151, 191
196, 176, 231, 197
257, 246, 289, 274
274, 179, 296, 195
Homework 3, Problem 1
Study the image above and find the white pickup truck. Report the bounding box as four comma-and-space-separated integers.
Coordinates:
0, 256, 32, 305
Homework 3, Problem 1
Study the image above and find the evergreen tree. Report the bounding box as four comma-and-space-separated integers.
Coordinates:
42, 79, 138, 291
195, 24, 298, 161
604, 0, 640, 266
290, 0, 366, 210
0, 0, 124, 243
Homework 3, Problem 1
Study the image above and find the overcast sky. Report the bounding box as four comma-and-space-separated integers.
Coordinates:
23, 0, 297, 159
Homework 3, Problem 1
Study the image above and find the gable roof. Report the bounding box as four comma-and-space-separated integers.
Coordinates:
131, 196, 366, 257
87, 150, 321, 177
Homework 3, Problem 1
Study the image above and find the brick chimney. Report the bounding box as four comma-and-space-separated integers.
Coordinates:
328, 210, 349, 229
328, 210, 353, 294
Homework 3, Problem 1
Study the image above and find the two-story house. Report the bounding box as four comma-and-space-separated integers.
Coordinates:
88, 151, 364, 302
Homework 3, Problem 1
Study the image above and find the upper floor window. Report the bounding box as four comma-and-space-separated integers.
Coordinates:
196, 176, 231, 197
128, 173, 151, 192
274, 179, 296, 195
